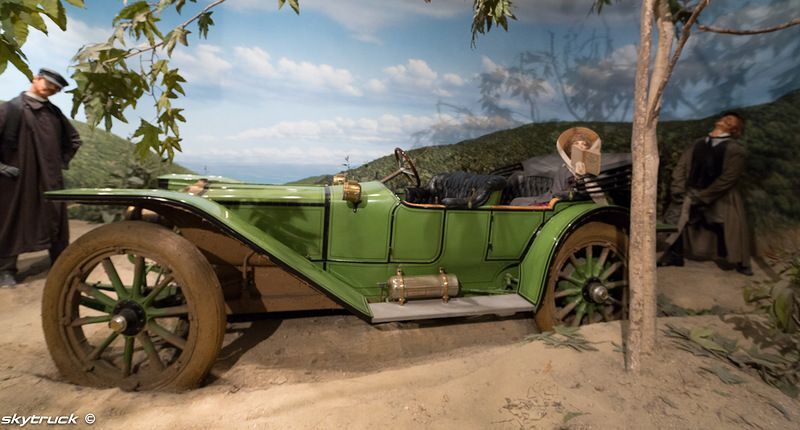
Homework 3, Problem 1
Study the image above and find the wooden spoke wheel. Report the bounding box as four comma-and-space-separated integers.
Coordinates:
42, 221, 226, 391
535, 222, 628, 332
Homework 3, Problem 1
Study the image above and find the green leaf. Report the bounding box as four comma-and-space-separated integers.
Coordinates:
197, 11, 213, 39
563, 411, 586, 423
26, 10, 48, 33
114, 1, 150, 25
39, 0, 67, 30
175, 0, 189, 15
12, 16, 30, 46
772, 286, 796, 331
132, 119, 161, 159
40, 0, 60, 18
3, 42, 33, 79
700, 365, 746, 385
65, 0, 85, 7
278, 0, 300, 14
688, 327, 729, 354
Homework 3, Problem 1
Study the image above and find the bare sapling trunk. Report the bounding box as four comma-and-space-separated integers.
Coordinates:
626, 0, 665, 372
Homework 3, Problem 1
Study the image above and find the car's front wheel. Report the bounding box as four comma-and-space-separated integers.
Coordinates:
535, 222, 629, 331
42, 221, 226, 391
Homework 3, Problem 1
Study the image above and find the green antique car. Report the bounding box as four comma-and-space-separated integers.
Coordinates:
41, 148, 631, 391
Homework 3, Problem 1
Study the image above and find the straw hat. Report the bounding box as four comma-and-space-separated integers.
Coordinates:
556, 127, 602, 174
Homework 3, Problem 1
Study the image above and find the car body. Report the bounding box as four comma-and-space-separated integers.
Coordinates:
41, 150, 632, 390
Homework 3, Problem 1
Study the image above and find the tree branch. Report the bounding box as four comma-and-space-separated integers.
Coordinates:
647, 0, 709, 125
698, 17, 800, 35
124, 0, 228, 59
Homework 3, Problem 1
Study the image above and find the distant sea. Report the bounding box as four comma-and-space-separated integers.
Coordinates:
177, 161, 342, 184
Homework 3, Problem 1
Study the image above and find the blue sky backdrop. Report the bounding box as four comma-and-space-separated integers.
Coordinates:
1, 0, 797, 183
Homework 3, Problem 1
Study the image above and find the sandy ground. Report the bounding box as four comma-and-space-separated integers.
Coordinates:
0, 220, 798, 429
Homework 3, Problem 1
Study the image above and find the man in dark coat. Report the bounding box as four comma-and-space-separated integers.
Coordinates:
0, 68, 82, 287
659, 112, 752, 275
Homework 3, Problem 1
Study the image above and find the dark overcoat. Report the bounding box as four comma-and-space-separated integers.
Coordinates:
670, 137, 752, 266
0, 93, 81, 258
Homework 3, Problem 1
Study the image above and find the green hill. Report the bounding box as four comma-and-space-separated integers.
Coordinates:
63, 121, 194, 221
312, 90, 800, 228
63, 121, 192, 189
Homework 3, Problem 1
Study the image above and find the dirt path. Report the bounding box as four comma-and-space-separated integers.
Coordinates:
0, 221, 797, 429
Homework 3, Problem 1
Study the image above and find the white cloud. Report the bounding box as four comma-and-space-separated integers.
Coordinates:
366, 78, 387, 93
40, 18, 109, 60
384, 59, 438, 87
228, 113, 447, 144
277, 58, 362, 96
173, 44, 234, 84
481, 56, 503, 73
406, 59, 438, 81
233, 47, 362, 96
187, 110, 518, 166
233, 46, 276, 77
375, 58, 467, 98
574, 44, 637, 86
443, 73, 466, 86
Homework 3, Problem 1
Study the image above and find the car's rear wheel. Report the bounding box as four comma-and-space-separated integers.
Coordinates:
535, 222, 628, 331
42, 221, 226, 391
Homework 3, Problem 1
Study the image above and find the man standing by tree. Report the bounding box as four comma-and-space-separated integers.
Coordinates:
0, 68, 82, 288
659, 112, 752, 275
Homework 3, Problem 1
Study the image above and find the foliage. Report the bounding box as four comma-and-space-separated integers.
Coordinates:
664, 323, 799, 398
470, 0, 516, 48
0, 0, 84, 78
0, 0, 300, 162
744, 253, 800, 334
524, 325, 598, 352
657, 294, 726, 317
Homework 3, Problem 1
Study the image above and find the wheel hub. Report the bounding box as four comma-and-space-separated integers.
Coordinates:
584, 280, 610, 304
110, 300, 147, 336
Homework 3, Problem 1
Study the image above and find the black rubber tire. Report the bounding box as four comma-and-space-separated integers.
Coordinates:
42, 221, 226, 391
534, 222, 628, 332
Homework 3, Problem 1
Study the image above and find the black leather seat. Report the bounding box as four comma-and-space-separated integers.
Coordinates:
500, 172, 554, 204
405, 172, 507, 208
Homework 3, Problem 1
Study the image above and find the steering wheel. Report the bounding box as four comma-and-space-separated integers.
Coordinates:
380, 147, 421, 188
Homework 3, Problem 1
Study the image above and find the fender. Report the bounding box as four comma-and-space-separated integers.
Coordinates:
45, 188, 372, 318
518, 202, 629, 307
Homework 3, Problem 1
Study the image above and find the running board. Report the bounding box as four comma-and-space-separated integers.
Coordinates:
369, 294, 536, 323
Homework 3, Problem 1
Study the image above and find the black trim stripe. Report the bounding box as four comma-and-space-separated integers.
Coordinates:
322, 186, 331, 269
217, 200, 325, 208
399, 199, 567, 212
47, 194, 371, 321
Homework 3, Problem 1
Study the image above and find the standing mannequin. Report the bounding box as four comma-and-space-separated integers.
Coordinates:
0, 68, 82, 287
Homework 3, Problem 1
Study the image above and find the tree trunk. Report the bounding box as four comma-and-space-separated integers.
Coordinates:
625, 0, 657, 372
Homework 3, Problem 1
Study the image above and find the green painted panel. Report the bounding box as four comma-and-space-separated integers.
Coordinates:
437, 211, 492, 280
518, 202, 601, 306
328, 263, 393, 300
225, 204, 324, 259
390, 205, 444, 262
206, 185, 324, 205
328, 182, 397, 261
488, 211, 543, 259
45, 188, 372, 317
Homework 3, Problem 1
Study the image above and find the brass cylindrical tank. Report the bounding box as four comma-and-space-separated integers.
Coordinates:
386, 268, 459, 305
